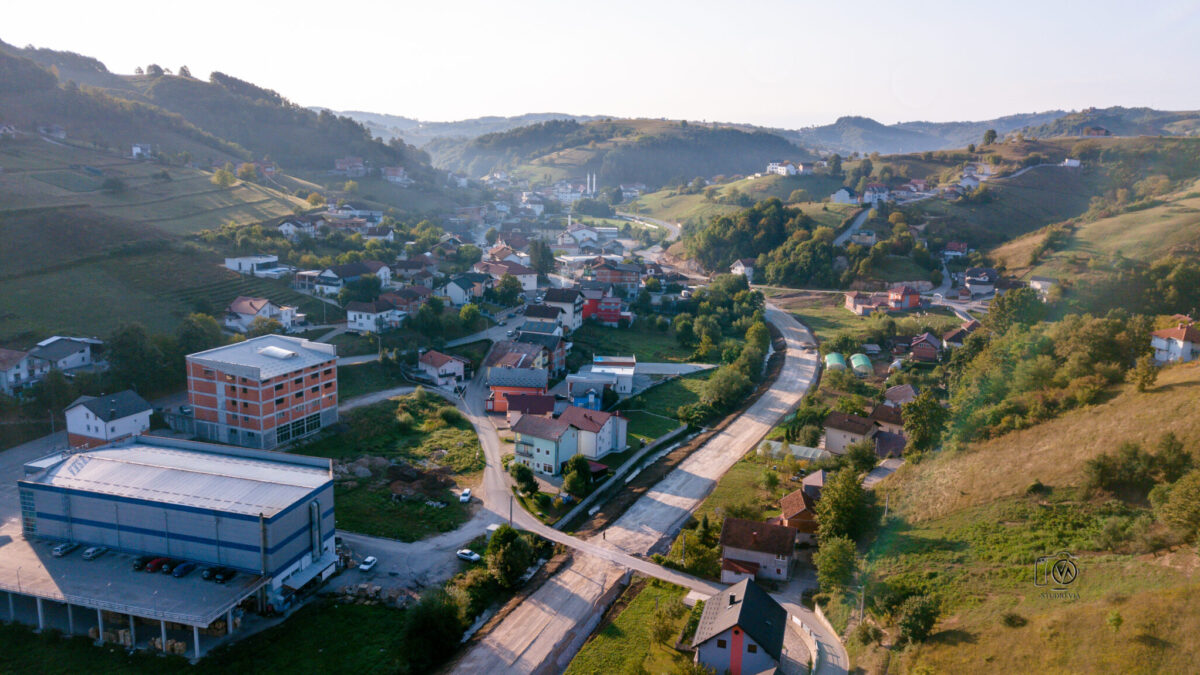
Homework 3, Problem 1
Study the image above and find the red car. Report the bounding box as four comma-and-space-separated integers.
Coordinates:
144, 557, 170, 573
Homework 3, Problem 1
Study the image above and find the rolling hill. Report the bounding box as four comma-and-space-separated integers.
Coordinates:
855, 361, 1200, 673
427, 118, 812, 188
327, 110, 605, 147
1021, 106, 1200, 139
784, 111, 1067, 154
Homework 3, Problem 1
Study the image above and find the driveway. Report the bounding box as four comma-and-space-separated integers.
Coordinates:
832, 208, 870, 247
446, 317, 526, 348
862, 457, 904, 489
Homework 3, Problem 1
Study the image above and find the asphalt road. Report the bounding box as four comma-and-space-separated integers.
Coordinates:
832, 207, 870, 247
453, 305, 844, 674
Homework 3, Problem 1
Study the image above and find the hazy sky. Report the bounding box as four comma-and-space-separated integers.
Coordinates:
6, 0, 1200, 127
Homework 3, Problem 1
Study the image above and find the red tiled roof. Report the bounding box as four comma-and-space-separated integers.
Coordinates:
719, 517, 796, 556
0, 348, 28, 370
558, 406, 615, 433
420, 350, 465, 368
721, 558, 760, 575
824, 411, 873, 435
869, 404, 903, 427
1153, 325, 1200, 343
779, 489, 815, 520
506, 394, 555, 416
227, 296, 272, 316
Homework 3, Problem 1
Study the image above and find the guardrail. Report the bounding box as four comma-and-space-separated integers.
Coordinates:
792, 613, 822, 674
554, 424, 690, 531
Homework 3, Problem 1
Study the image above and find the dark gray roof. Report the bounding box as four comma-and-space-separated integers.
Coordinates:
543, 288, 582, 304
692, 579, 786, 661
512, 414, 571, 441
521, 320, 560, 335
30, 339, 90, 363
516, 332, 563, 351
67, 390, 151, 421
524, 304, 563, 320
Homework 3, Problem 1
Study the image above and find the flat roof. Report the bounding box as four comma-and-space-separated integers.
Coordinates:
186, 335, 337, 380
22, 438, 330, 518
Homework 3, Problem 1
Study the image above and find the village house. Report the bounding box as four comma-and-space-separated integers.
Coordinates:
942, 325, 969, 349
802, 470, 826, 501
362, 226, 395, 242
346, 298, 405, 333
869, 403, 904, 435
766, 161, 797, 176
591, 355, 636, 394
910, 333, 942, 362
278, 218, 317, 241
334, 156, 366, 177
28, 336, 100, 373
718, 517, 797, 583
523, 304, 563, 325
0, 348, 50, 396
392, 255, 439, 281
730, 258, 756, 283
473, 260, 539, 292
511, 415, 578, 476
224, 296, 301, 333
516, 331, 568, 375
382, 166, 412, 185
224, 254, 282, 278
585, 259, 641, 295
830, 187, 858, 204
943, 241, 968, 259
418, 350, 469, 387
863, 182, 891, 204
777, 488, 818, 544
542, 288, 585, 331
315, 261, 392, 295
484, 341, 549, 412
691, 579, 788, 675
64, 390, 152, 449
558, 406, 627, 460
888, 285, 921, 310
504, 393, 556, 426
844, 291, 889, 316
1151, 324, 1200, 364
884, 383, 919, 408
438, 273, 493, 306
378, 287, 430, 314
823, 411, 877, 454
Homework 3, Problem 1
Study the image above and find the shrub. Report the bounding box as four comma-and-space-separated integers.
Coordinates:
437, 406, 464, 425
896, 595, 939, 645
536, 493, 552, 509
1001, 612, 1028, 628
853, 622, 883, 645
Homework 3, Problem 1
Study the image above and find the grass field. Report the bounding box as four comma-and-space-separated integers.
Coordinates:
873, 255, 937, 283
621, 410, 682, 443
337, 361, 403, 400
0, 247, 340, 348
993, 178, 1200, 280
0, 601, 408, 674
568, 321, 695, 364
616, 370, 712, 420
332, 482, 472, 541
763, 290, 961, 344
565, 580, 692, 675
625, 173, 850, 227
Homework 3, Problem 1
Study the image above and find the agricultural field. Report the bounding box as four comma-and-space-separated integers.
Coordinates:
625, 172, 850, 228
763, 290, 961, 344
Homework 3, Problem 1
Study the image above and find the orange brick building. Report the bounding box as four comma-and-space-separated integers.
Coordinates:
186, 335, 339, 449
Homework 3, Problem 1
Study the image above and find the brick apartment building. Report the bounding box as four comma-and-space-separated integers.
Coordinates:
186, 336, 338, 449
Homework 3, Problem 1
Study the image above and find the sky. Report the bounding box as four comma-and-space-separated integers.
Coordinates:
5, 0, 1200, 128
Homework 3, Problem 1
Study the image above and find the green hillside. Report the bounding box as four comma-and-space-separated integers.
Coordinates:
627, 172, 852, 228
853, 361, 1200, 673
1022, 106, 1200, 139
427, 118, 811, 188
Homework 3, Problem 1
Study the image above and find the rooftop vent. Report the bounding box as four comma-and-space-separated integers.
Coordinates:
257, 346, 297, 360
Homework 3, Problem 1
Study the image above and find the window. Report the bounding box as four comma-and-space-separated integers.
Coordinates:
310, 386, 319, 394
295, 392, 303, 399
716, 639, 727, 649
276, 398, 285, 406
275, 384, 284, 392
748, 644, 758, 654
323, 382, 333, 389
323, 368, 332, 376
224, 374, 234, 382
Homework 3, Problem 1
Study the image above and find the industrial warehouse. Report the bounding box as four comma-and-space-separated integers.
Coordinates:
1, 436, 337, 658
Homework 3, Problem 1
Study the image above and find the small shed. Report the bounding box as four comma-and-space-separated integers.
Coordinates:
850, 353, 872, 378
824, 353, 847, 371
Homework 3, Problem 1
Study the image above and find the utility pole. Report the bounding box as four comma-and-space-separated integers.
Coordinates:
508, 495, 513, 526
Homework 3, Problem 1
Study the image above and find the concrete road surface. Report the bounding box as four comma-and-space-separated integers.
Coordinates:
453, 305, 836, 674
446, 317, 526, 348
832, 207, 870, 247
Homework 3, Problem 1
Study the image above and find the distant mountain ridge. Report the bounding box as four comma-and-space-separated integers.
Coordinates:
324, 110, 606, 147
782, 111, 1068, 154
1020, 106, 1200, 139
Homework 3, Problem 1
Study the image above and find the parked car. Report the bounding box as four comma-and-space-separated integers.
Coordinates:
506, 330, 515, 337
81, 546, 108, 561
160, 559, 182, 574
51, 542, 80, 558
456, 549, 482, 563
214, 568, 237, 584
459, 488, 472, 503
133, 555, 156, 571
144, 557, 170, 573
172, 562, 197, 578
200, 566, 219, 580
359, 556, 379, 572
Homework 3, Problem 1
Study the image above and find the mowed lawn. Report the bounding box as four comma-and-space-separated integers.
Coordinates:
569, 321, 695, 363
621, 410, 682, 443
565, 581, 692, 675
764, 289, 960, 343
616, 370, 712, 420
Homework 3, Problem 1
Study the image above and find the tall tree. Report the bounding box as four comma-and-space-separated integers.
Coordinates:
902, 390, 948, 453
982, 129, 998, 145
815, 469, 867, 541
528, 239, 554, 275
985, 287, 1045, 334
812, 534, 857, 591
486, 524, 534, 587
108, 323, 166, 393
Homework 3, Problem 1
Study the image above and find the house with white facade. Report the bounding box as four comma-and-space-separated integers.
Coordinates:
730, 258, 755, 283
0, 349, 50, 396
65, 390, 152, 449
766, 161, 797, 176
29, 337, 99, 373
558, 406, 627, 460
830, 187, 858, 204
224, 255, 281, 277
419, 350, 468, 387
345, 299, 405, 333
591, 355, 636, 394
1151, 324, 1200, 364
823, 411, 876, 454
473, 260, 538, 292
224, 296, 301, 333
512, 415, 579, 476
718, 517, 797, 583
314, 261, 392, 296
438, 273, 492, 306
542, 288, 585, 332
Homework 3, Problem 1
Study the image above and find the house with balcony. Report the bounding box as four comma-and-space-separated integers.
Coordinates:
512, 415, 578, 476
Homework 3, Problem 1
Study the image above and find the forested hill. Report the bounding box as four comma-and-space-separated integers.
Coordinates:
1020, 106, 1200, 139
327, 110, 606, 147
785, 111, 1067, 154
427, 118, 811, 188
0, 40, 432, 174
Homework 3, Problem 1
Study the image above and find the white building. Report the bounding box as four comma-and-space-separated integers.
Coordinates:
29, 336, 99, 372
730, 258, 755, 283
0, 348, 50, 396
1151, 324, 1200, 364
65, 390, 152, 449
224, 296, 301, 333
558, 406, 627, 460
542, 288, 585, 332
830, 187, 858, 204
224, 255, 281, 277
345, 299, 405, 333
766, 161, 797, 176
591, 355, 636, 394
1062, 158, 1081, 168
419, 350, 468, 387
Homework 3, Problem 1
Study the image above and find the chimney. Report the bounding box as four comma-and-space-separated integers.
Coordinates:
728, 593, 737, 606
